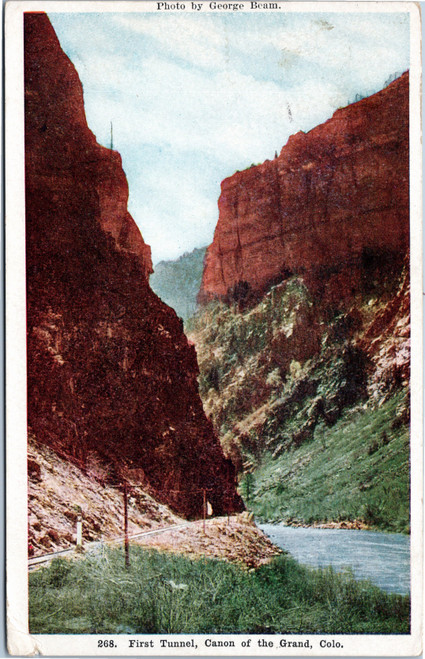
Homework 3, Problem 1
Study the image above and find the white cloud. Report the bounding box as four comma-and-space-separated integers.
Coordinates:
114, 14, 228, 71
49, 11, 410, 262
83, 54, 296, 163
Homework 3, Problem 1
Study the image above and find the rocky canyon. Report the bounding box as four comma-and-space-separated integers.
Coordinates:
191, 72, 410, 533
25, 11, 243, 556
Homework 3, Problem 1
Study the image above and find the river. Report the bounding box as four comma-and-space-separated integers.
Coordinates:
259, 524, 410, 595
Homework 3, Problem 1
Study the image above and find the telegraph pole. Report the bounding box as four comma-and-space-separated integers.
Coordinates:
123, 482, 129, 568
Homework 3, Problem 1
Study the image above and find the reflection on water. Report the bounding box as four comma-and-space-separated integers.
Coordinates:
259, 524, 410, 595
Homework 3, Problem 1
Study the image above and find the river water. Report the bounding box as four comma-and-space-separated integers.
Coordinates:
259, 524, 410, 595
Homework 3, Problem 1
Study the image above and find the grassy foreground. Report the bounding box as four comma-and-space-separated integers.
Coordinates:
30, 546, 409, 634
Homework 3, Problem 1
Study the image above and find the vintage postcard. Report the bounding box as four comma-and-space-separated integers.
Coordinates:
5, 1, 422, 656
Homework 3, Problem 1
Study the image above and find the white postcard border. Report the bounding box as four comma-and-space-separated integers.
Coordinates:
5, 1, 423, 656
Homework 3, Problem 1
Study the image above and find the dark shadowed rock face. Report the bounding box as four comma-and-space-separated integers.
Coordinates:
25, 13, 243, 518
199, 73, 409, 308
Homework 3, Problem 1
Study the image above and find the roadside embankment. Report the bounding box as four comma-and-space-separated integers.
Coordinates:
134, 513, 282, 568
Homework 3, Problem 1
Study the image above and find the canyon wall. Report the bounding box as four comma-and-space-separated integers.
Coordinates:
25, 12, 243, 518
192, 74, 410, 531
199, 73, 409, 307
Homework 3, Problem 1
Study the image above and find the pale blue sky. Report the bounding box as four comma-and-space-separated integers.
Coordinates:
48, 11, 410, 263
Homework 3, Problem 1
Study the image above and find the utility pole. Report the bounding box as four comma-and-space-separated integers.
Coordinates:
227, 493, 230, 526
110, 121, 113, 150
123, 482, 129, 568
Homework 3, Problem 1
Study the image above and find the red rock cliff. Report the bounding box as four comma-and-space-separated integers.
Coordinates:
25, 13, 243, 518
199, 73, 409, 306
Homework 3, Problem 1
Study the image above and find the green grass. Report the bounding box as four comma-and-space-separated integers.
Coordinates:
29, 547, 409, 634
243, 392, 410, 533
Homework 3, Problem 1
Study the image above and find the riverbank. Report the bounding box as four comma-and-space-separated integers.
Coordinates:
277, 519, 371, 530
29, 544, 410, 634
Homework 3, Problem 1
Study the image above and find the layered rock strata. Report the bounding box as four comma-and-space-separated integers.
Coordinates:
199, 73, 409, 307
25, 13, 243, 518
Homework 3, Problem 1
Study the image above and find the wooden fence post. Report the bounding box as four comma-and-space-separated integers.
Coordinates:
76, 516, 82, 547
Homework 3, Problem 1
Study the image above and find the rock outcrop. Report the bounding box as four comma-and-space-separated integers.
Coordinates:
28, 434, 183, 557
199, 73, 409, 307
25, 13, 243, 519
361, 257, 410, 402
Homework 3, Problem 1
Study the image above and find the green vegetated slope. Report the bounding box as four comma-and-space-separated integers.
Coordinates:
30, 548, 409, 634
249, 392, 409, 531
188, 273, 410, 534
150, 247, 206, 321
